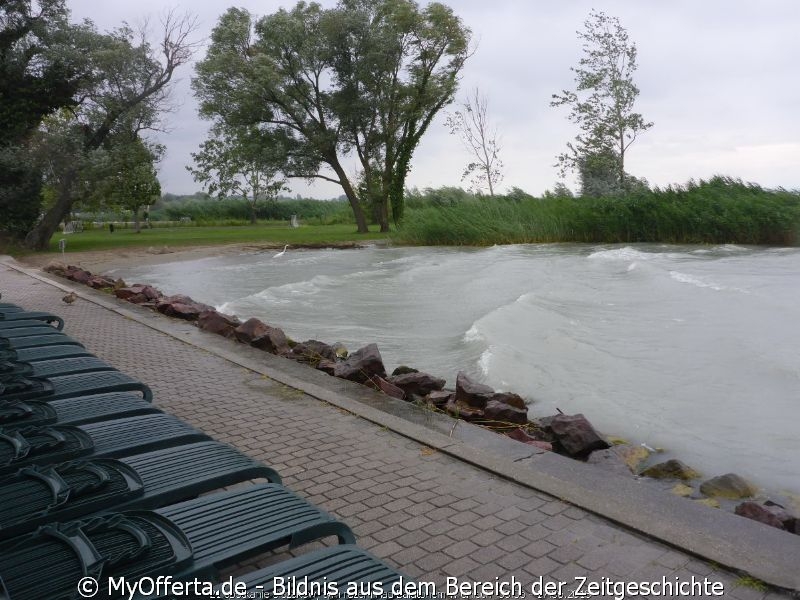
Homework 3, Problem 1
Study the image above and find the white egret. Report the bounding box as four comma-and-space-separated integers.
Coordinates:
273, 244, 288, 258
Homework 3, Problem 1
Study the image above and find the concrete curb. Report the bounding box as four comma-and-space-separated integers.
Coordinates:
4, 258, 799, 592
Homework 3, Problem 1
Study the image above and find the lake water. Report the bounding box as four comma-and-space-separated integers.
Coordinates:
116, 243, 800, 493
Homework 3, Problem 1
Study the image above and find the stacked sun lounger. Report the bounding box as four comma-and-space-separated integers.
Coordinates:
0, 300, 410, 600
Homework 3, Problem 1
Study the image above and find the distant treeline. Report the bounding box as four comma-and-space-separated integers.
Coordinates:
150, 193, 353, 225
92, 178, 800, 247
395, 177, 800, 246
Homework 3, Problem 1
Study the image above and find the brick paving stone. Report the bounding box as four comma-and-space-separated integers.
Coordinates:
441, 556, 480, 577
448, 524, 481, 541
0, 264, 790, 600
470, 529, 504, 548
469, 545, 506, 565
548, 543, 585, 565
443, 540, 479, 559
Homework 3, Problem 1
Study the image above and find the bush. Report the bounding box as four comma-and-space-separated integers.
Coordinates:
394, 177, 800, 246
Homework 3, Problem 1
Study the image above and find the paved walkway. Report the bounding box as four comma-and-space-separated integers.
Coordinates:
1, 262, 793, 599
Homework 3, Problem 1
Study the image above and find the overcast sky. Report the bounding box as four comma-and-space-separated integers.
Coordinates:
65, 0, 800, 197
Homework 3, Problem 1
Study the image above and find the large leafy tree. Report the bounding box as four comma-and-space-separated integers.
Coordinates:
21, 13, 198, 249
193, 0, 470, 232
189, 125, 287, 224
96, 134, 162, 232
551, 9, 652, 194
0, 0, 91, 238
32, 113, 162, 232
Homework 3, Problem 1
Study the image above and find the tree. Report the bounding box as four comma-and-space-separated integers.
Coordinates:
97, 135, 162, 232
445, 88, 503, 196
542, 182, 574, 199
551, 9, 652, 192
22, 12, 198, 249
192, 1, 470, 232
0, 0, 92, 238
31, 113, 162, 231
189, 125, 286, 224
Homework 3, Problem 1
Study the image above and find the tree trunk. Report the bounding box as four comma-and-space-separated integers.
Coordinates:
378, 199, 390, 232
24, 170, 77, 250
249, 202, 257, 225
134, 207, 141, 233
329, 160, 368, 233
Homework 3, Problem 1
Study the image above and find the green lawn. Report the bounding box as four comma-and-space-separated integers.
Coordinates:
44, 223, 388, 253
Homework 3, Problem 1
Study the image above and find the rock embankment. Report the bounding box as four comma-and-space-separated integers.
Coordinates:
44, 260, 800, 536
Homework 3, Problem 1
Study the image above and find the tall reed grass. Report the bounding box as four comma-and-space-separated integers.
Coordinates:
394, 177, 800, 246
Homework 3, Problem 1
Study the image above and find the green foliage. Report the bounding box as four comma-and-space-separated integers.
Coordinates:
150, 196, 354, 226
20, 12, 198, 249
394, 178, 800, 246
193, 0, 470, 232
188, 124, 287, 224
0, 147, 43, 238
0, 0, 92, 238
552, 10, 652, 190
404, 186, 474, 208
96, 136, 162, 228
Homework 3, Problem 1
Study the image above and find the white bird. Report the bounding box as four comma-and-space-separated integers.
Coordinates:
273, 244, 288, 258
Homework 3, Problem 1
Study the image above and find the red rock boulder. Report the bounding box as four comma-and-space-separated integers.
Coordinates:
198, 310, 241, 338
332, 343, 386, 384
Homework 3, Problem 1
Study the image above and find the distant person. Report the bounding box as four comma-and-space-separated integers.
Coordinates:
109, 223, 115, 233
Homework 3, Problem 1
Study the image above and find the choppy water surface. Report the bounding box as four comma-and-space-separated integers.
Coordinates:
119, 244, 800, 492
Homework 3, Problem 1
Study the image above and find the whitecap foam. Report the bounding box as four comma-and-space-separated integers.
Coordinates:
719, 244, 748, 252
669, 271, 724, 291
587, 247, 654, 261
477, 348, 493, 375
463, 325, 484, 343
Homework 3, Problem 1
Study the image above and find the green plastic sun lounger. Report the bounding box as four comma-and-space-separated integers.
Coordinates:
0, 343, 92, 363
0, 319, 63, 332
233, 546, 407, 600
0, 326, 66, 341
0, 413, 209, 476
0, 392, 159, 429
150, 546, 409, 600
0, 484, 355, 600
0, 370, 153, 402
0, 440, 281, 539
0, 311, 64, 330
0, 355, 116, 382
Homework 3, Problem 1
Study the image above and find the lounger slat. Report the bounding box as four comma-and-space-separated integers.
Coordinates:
0, 327, 65, 340
0, 414, 209, 475
3, 344, 91, 363
0, 371, 153, 402
1, 334, 83, 350
237, 546, 406, 599
81, 414, 206, 456
0, 393, 159, 429
1, 356, 115, 381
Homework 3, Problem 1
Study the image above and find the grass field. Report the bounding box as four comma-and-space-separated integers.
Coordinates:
41, 223, 387, 253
